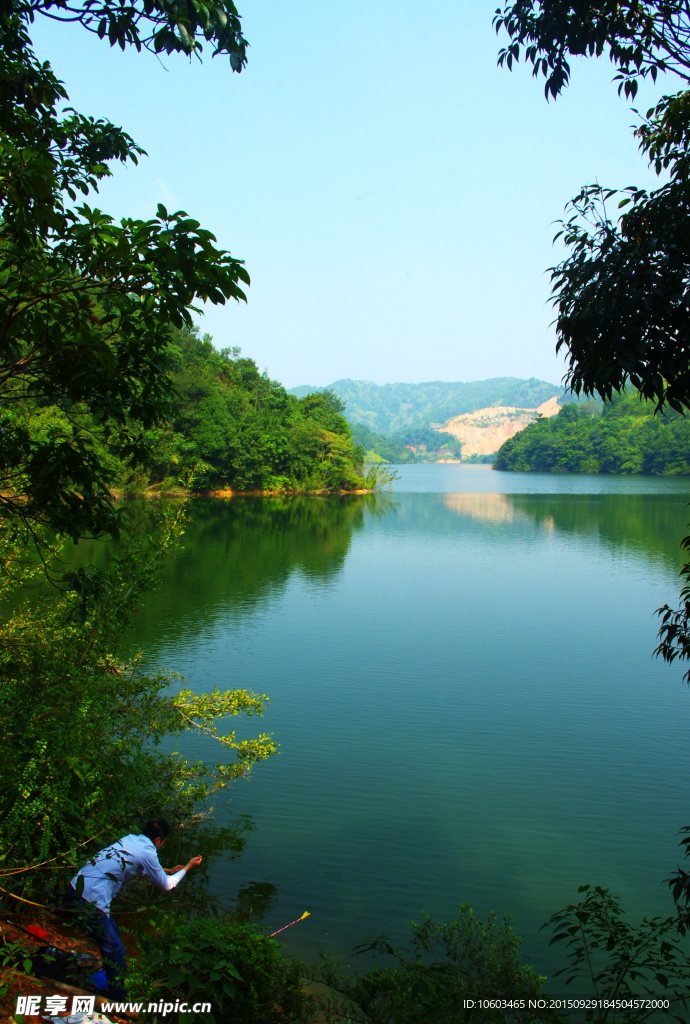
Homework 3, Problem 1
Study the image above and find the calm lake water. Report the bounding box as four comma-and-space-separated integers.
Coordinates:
129, 465, 690, 986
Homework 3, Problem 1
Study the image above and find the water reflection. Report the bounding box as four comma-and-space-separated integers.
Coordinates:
443, 493, 540, 527
109, 484, 690, 982
120, 491, 690, 654
233, 881, 278, 924
129, 493, 393, 648
506, 493, 688, 568
438, 492, 688, 570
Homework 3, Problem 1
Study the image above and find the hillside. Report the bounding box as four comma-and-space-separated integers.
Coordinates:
25, 329, 378, 493
142, 332, 375, 490
439, 396, 560, 457
288, 378, 562, 434
494, 392, 690, 474
350, 422, 464, 463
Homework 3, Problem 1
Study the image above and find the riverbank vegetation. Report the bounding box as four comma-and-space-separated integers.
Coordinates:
124, 328, 379, 493
0, 506, 277, 903
19, 327, 383, 498
494, 392, 690, 474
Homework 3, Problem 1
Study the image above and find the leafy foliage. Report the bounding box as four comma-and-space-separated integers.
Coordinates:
350, 423, 417, 464
0, 503, 276, 904
309, 905, 557, 1024
494, 391, 690, 473
0, 0, 250, 542
549, 178, 690, 416
0, 937, 34, 1001
128, 914, 315, 1023
545, 885, 690, 1021
664, 825, 690, 911
107, 329, 378, 492
4, 0, 248, 63
493, 0, 690, 101
494, 2, 690, 416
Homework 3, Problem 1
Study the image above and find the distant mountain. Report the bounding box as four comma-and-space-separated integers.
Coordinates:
288, 377, 562, 435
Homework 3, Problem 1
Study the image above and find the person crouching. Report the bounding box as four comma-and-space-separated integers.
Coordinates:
66, 818, 202, 999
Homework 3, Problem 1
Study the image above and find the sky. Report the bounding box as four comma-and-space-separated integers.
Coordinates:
31, 2, 671, 389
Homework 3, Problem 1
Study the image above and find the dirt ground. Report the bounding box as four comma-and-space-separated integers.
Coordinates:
0, 912, 134, 1023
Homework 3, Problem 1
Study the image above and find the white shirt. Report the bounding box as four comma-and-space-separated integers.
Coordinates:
70, 833, 186, 915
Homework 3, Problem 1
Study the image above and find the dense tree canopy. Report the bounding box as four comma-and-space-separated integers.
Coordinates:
0, 0, 250, 542
350, 422, 463, 463
494, 392, 690, 472
114, 329, 374, 492
495, 1, 690, 415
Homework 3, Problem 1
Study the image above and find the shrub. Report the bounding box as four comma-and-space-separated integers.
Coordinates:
128, 914, 316, 1024
309, 904, 561, 1024
0, 503, 275, 904
545, 885, 690, 1022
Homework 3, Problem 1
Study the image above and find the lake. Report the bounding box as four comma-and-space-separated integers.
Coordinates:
129, 464, 690, 987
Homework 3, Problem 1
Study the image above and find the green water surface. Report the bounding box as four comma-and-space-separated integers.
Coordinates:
127, 465, 690, 985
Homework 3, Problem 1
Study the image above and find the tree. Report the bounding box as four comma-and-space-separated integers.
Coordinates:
0, 503, 276, 904
0, 0, 250, 542
493, 1, 690, 102
493, 391, 690, 474
494, 1, 690, 415
545, 885, 690, 1022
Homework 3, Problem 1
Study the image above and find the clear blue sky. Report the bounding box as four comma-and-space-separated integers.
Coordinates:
32, 2, 669, 389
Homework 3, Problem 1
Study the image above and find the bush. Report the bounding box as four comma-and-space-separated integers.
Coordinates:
0, 503, 276, 903
309, 905, 561, 1024
545, 885, 690, 1022
128, 914, 316, 1023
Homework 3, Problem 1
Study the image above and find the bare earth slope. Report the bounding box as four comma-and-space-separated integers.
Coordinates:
438, 396, 560, 456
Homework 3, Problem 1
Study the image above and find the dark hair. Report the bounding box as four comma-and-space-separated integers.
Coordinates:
141, 818, 172, 843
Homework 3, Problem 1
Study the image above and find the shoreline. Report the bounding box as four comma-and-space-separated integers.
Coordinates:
110, 487, 376, 499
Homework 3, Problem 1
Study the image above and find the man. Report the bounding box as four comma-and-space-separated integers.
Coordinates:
67, 818, 202, 999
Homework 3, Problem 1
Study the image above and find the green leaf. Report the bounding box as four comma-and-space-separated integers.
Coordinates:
167, 967, 186, 986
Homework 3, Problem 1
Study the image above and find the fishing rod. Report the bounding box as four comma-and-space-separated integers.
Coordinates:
269, 911, 310, 938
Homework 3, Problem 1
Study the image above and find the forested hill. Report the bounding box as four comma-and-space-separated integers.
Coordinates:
29, 329, 376, 493
494, 392, 690, 474
288, 377, 561, 434
140, 331, 374, 491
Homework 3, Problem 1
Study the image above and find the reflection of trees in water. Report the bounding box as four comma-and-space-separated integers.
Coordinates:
232, 880, 278, 923
130, 494, 393, 644
96, 490, 687, 645
503, 494, 688, 569
433, 492, 687, 569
